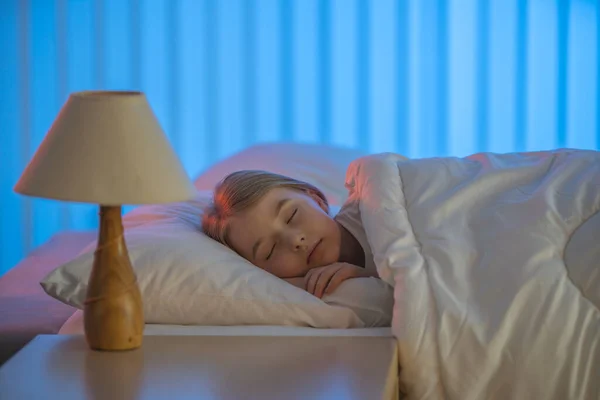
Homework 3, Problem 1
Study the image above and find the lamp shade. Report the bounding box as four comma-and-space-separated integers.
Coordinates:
14, 91, 197, 205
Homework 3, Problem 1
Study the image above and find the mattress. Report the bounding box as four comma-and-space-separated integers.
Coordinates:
59, 310, 393, 337
0, 230, 95, 365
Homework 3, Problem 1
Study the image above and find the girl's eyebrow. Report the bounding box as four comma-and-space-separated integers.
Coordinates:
275, 198, 291, 216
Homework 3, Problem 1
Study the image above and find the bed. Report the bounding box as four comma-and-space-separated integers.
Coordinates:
3, 143, 598, 400
0, 142, 369, 366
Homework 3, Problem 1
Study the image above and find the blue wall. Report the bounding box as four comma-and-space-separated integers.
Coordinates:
1, 0, 598, 276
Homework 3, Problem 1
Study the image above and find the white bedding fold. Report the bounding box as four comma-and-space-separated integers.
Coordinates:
346, 150, 600, 400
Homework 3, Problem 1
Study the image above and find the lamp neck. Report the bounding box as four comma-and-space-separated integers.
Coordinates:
98, 205, 124, 240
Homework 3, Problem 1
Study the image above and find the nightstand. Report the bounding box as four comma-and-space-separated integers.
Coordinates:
0, 334, 399, 399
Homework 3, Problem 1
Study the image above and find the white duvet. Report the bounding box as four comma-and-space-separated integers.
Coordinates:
345, 150, 600, 400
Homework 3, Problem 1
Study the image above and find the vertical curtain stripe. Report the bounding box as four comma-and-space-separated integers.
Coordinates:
487, 0, 516, 153
525, 2, 555, 151
565, 2, 595, 149
293, 0, 318, 143
178, 0, 207, 175
318, 0, 331, 143
0, 0, 20, 268
557, 0, 569, 149
370, 0, 397, 153
419, 0, 448, 157
407, 1, 420, 157
597, 2, 600, 149
396, 0, 408, 155
130, 0, 141, 90
255, 0, 280, 143
94, 0, 104, 88
280, 0, 293, 141
515, 0, 528, 151
19, 0, 32, 254
217, 0, 245, 159
104, 0, 132, 89
205, 0, 218, 163
243, 0, 256, 145
141, 0, 170, 146
357, 0, 369, 151
330, 0, 358, 148
477, 0, 490, 152
436, 0, 448, 156
167, 0, 180, 151
448, 0, 476, 157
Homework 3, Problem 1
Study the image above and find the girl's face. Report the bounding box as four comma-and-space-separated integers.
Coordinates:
226, 187, 341, 278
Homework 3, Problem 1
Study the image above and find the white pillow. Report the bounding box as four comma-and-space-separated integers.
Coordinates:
41, 192, 393, 328
194, 142, 366, 205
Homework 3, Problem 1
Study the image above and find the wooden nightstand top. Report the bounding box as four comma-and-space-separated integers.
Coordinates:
0, 334, 398, 400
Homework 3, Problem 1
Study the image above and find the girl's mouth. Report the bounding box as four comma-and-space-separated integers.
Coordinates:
307, 239, 322, 265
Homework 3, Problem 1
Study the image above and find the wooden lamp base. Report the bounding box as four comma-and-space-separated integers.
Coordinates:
83, 205, 144, 351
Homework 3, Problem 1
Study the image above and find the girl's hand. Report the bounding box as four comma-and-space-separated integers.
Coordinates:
304, 262, 374, 299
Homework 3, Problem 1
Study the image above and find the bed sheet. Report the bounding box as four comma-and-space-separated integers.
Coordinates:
59, 310, 393, 337
0, 230, 95, 365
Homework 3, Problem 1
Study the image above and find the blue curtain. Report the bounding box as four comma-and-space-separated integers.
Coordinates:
1, 0, 598, 276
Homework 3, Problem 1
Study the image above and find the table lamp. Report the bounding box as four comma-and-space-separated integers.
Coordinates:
14, 91, 197, 351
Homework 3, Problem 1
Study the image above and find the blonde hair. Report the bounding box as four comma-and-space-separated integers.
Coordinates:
202, 170, 329, 246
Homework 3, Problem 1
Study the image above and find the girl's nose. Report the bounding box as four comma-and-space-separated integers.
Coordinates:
288, 231, 307, 251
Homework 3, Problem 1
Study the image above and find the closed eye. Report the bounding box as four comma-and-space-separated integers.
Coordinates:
266, 209, 296, 260
287, 209, 298, 224
266, 243, 276, 260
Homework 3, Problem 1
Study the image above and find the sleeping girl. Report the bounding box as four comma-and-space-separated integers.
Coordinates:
203, 150, 600, 400
202, 170, 378, 299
